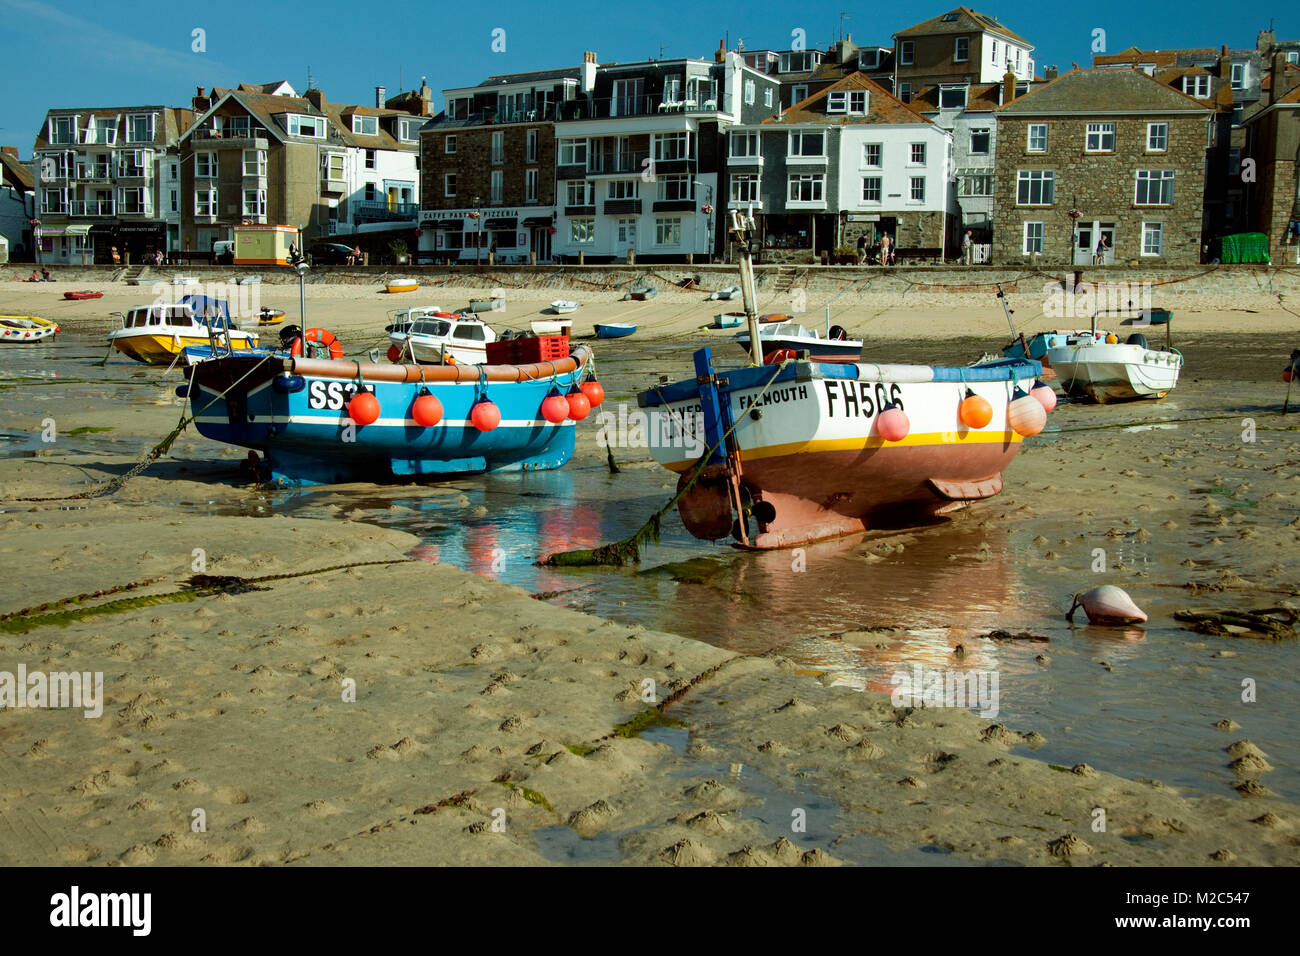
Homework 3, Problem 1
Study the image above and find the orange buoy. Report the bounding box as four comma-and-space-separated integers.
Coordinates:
347, 389, 381, 426
958, 389, 993, 429
411, 389, 443, 427
1105, 332, 1119, 344
566, 390, 591, 421
1008, 387, 1047, 437
540, 393, 569, 423
876, 403, 910, 442
1030, 379, 1058, 412
471, 400, 500, 431
580, 380, 605, 407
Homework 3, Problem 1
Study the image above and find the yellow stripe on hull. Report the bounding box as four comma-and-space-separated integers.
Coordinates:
663, 429, 1023, 472
113, 334, 258, 365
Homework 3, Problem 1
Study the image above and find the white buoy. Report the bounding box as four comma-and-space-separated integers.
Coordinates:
1067, 586, 1148, 625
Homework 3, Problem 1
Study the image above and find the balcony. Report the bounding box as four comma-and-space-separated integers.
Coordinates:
75, 167, 113, 183
353, 200, 419, 223
603, 198, 642, 215
116, 166, 152, 181
587, 151, 650, 177
728, 153, 763, 167
69, 200, 115, 216
79, 129, 117, 145
556, 95, 720, 121
193, 128, 269, 151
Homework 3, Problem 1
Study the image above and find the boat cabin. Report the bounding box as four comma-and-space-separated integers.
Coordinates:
121, 304, 199, 329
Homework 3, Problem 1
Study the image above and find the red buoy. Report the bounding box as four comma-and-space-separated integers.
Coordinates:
540, 393, 569, 423
411, 390, 443, 427
386, 344, 403, 364
876, 403, 910, 442
347, 389, 381, 426
471, 400, 500, 431
580, 380, 605, 408
566, 390, 591, 421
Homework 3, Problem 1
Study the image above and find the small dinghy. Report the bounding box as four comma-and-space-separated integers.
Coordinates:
257, 308, 286, 325
468, 297, 505, 313
623, 287, 657, 301
63, 290, 103, 301
708, 285, 742, 301
386, 279, 419, 294
713, 312, 745, 329
531, 318, 574, 336
172, 276, 198, 286
0, 315, 59, 343
595, 323, 637, 339
550, 300, 579, 314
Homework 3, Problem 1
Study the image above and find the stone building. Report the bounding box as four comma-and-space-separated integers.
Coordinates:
1244, 57, 1300, 264
892, 7, 1036, 104
992, 68, 1213, 265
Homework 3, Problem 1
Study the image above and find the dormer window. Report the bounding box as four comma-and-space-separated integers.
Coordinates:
779, 51, 820, 73
397, 118, 421, 143
288, 114, 326, 138
827, 91, 867, 113
941, 12, 960, 20
127, 113, 155, 143
49, 115, 76, 145
858, 50, 880, 70
939, 85, 967, 110
351, 114, 378, 136
1231, 62, 1245, 90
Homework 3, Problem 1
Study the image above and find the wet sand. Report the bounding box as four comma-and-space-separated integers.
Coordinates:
1, 283, 1298, 865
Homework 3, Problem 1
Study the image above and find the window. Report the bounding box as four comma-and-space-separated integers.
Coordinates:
653, 131, 690, 161
1147, 122, 1168, 152
789, 131, 824, 157
764, 88, 773, 107
656, 175, 691, 201
910, 143, 926, 165
863, 143, 882, 167
790, 84, 809, 104
744, 80, 755, 105
170, 189, 178, 213
570, 218, 595, 243
1023, 221, 1044, 255
848, 90, 866, 113
900, 40, 914, 65
288, 114, 325, 138
861, 177, 881, 202
41, 188, 66, 213
730, 174, 758, 203
324, 153, 344, 180
559, 139, 587, 166
398, 118, 420, 142
1228, 147, 1241, 175
954, 37, 969, 62
910, 177, 926, 202
491, 131, 504, 165
351, 114, 378, 136
117, 149, 147, 177
490, 169, 503, 203
525, 168, 538, 202
969, 128, 990, 154
445, 135, 457, 154
444, 173, 456, 198
1016, 169, 1056, 205
1141, 221, 1164, 256
1135, 169, 1174, 205
1288, 52, 1299, 65
1027, 123, 1048, 152
566, 180, 594, 206
607, 180, 639, 200
1086, 122, 1115, 152
829, 90, 867, 113
89, 117, 116, 144
195, 188, 217, 216
991, 40, 999, 64
526, 129, 538, 163
117, 187, 147, 214
779, 52, 818, 73
195, 152, 217, 177
1183, 74, 1211, 98
787, 174, 824, 202
1232, 104, 1243, 127
364, 149, 376, 170
961, 173, 992, 196
242, 149, 266, 176
127, 113, 154, 143
730, 130, 760, 157
939, 85, 967, 110
242, 189, 266, 216
1230, 62, 1244, 90
898, 82, 913, 103
655, 217, 681, 245
364, 183, 377, 201
50, 115, 75, 144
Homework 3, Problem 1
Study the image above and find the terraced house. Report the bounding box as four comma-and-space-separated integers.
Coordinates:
1244, 56, 1300, 263
892, 7, 1036, 105
992, 69, 1213, 265
727, 73, 955, 262
178, 83, 429, 257
30, 105, 192, 264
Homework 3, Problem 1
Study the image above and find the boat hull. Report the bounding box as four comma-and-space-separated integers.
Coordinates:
735, 334, 863, 363
190, 350, 591, 485
637, 353, 1039, 549
595, 324, 636, 339
0, 316, 58, 342
1047, 343, 1181, 403
109, 331, 260, 365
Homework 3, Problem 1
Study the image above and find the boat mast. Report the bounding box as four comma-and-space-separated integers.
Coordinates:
731, 208, 763, 366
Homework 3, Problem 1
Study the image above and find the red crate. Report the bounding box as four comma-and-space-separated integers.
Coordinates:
514, 335, 569, 364
485, 339, 518, 365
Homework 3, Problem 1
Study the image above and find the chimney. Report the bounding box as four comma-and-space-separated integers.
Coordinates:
1045, 66, 1058, 80
375, 86, 386, 109
2, 146, 17, 158
1258, 30, 1275, 57
716, 39, 726, 64
193, 86, 207, 113
305, 88, 326, 111
419, 81, 432, 116
581, 51, 598, 92
1003, 69, 1017, 104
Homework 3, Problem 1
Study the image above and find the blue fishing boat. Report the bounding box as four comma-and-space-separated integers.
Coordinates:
184, 344, 598, 485
595, 323, 637, 339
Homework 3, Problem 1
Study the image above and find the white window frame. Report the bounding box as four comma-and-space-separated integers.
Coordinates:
744, 79, 756, 105
1134, 169, 1175, 206
1230, 62, 1244, 90
655, 217, 682, 246
242, 149, 266, 177
444, 173, 456, 198
1085, 122, 1116, 152
909, 143, 926, 165
445, 134, 457, 154
490, 131, 504, 165
1183, 74, 1211, 98
490, 169, 503, 203
566, 180, 594, 206
351, 114, 378, 136
559, 139, 587, 166
195, 152, 217, 178
730, 130, 760, 157
570, 218, 595, 244
324, 152, 345, 180
1023, 221, 1044, 255
1146, 122, 1168, 152
787, 173, 824, 203
730, 174, 759, 203
764, 88, 774, 107
909, 176, 926, 202
900, 40, 914, 65
1141, 221, 1164, 256
653, 131, 690, 161
607, 180, 640, 200
656, 175, 691, 202
1027, 123, 1048, 153
398, 118, 420, 143
195, 188, 218, 216
525, 168, 538, 202
1016, 169, 1056, 205
126, 112, 155, 143
862, 143, 882, 167
242, 188, 266, 217
827, 91, 847, 113
526, 129, 538, 163
954, 36, 969, 63
788, 131, 825, 158
288, 114, 325, 138
969, 128, 990, 154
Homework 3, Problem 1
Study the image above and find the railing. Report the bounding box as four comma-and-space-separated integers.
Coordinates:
40, 203, 67, 214
353, 201, 419, 222
557, 94, 720, 121
116, 166, 151, 179
79, 129, 117, 145
75, 167, 113, 181
194, 126, 264, 141
588, 151, 650, 175
69, 200, 115, 216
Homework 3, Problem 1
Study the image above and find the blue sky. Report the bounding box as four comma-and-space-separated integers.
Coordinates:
2, 0, 1297, 153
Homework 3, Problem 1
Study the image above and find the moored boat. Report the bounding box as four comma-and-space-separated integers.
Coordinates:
636, 211, 1048, 550
386, 311, 496, 365
550, 300, 579, 314
257, 308, 286, 325
0, 315, 59, 343
595, 322, 637, 339
186, 344, 599, 486
386, 279, 419, 294
531, 318, 573, 336
1007, 325, 1182, 403
735, 320, 863, 362
624, 287, 657, 301
63, 290, 103, 301
108, 297, 259, 365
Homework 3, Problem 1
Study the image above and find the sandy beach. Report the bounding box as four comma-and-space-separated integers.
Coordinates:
1, 276, 1298, 866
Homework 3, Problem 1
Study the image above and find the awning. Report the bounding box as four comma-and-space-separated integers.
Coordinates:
484, 217, 517, 230
117, 223, 165, 234
66, 224, 92, 237
436, 219, 463, 229
36, 226, 66, 236
521, 216, 551, 228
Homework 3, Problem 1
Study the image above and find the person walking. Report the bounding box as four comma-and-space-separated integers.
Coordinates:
962, 230, 973, 265
856, 232, 868, 265
1094, 234, 1110, 265
879, 233, 891, 267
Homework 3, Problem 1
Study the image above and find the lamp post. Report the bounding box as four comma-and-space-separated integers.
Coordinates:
692, 180, 714, 264
295, 258, 309, 353
471, 195, 483, 267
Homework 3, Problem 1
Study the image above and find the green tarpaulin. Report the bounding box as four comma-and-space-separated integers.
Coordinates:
1209, 233, 1270, 264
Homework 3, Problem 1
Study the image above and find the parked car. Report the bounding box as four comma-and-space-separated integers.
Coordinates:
308, 243, 355, 265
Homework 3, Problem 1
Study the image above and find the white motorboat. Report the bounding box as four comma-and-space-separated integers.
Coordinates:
386, 310, 495, 365
1011, 327, 1182, 403
735, 320, 863, 363
531, 318, 574, 336
550, 300, 579, 314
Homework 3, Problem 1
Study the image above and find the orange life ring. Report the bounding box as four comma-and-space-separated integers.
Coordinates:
291, 328, 344, 360
765, 348, 797, 365
760, 313, 789, 323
